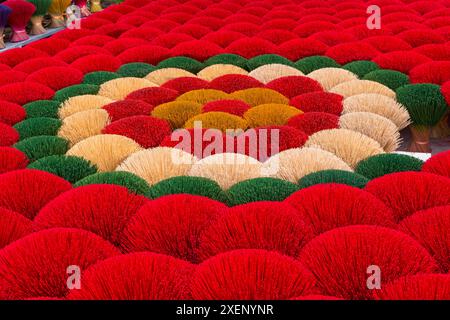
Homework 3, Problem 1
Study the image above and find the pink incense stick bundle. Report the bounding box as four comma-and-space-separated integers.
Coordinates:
3, 0, 36, 43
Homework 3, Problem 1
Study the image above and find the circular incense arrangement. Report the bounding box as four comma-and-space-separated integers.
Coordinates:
0, 0, 449, 301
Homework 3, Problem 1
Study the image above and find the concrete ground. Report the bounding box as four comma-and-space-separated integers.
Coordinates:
399, 129, 450, 155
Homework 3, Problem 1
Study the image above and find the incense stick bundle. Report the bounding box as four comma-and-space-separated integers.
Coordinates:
0, 4, 12, 48
3, 0, 36, 42
27, 0, 52, 35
